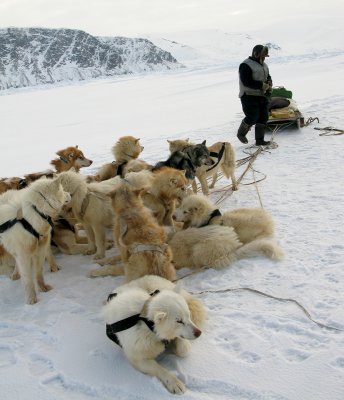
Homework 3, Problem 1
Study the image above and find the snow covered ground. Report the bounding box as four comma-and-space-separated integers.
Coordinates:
1, 30, 344, 400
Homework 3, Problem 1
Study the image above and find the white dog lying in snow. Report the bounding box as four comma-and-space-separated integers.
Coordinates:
102, 275, 205, 394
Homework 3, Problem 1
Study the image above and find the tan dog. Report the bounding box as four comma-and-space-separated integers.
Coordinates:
50, 145, 93, 173
140, 167, 188, 226
168, 139, 237, 195
0, 178, 70, 304
96, 136, 144, 181
57, 171, 115, 260
168, 225, 284, 270
89, 182, 176, 281
173, 194, 275, 244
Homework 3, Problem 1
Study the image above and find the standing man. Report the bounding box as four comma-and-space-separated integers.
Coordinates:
236, 44, 272, 146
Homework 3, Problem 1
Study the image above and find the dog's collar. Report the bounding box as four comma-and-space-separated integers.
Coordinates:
32, 205, 54, 229
199, 209, 222, 227
105, 290, 168, 348
59, 155, 69, 164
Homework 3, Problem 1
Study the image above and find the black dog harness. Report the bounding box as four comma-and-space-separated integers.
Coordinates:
199, 209, 222, 227
206, 143, 226, 172
105, 290, 167, 348
0, 205, 53, 239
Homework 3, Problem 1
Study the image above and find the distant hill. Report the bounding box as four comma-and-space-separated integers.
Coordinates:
0, 27, 182, 90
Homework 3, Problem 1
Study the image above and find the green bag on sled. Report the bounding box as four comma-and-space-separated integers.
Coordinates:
271, 86, 293, 99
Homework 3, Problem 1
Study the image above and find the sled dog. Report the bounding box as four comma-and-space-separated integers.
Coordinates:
89, 182, 176, 281
102, 275, 204, 394
50, 145, 93, 173
168, 139, 237, 195
0, 178, 70, 304
140, 167, 188, 226
154, 140, 213, 180
173, 194, 275, 244
95, 136, 144, 181
57, 171, 116, 259
168, 225, 284, 270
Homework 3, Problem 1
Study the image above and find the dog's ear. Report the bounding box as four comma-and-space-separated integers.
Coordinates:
75, 145, 78, 149
167, 140, 171, 144
56, 149, 64, 157
202, 140, 206, 145
180, 170, 186, 177
153, 311, 167, 324
135, 138, 140, 143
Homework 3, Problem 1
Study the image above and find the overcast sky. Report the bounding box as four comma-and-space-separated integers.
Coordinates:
0, 0, 343, 37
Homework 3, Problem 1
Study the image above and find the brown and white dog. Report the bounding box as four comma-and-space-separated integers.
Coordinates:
89, 182, 176, 281
50, 145, 93, 173
173, 194, 275, 244
168, 139, 238, 195
95, 136, 144, 181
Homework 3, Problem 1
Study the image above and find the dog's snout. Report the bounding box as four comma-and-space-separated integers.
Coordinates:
194, 328, 202, 338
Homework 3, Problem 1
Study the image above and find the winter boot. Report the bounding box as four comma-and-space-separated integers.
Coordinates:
236, 120, 251, 144
255, 123, 270, 146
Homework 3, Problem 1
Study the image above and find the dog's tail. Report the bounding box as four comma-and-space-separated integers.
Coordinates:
221, 142, 236, 177
234, 238, 285, 261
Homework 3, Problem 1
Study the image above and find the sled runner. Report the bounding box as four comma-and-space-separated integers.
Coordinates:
266, 86, 304, 131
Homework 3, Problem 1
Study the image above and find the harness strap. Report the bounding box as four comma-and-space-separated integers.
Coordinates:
128, 243, 168, 254
59, 155, 69, 164
105, 290, 163, 347
206, 143, 226, 172
199, 209, 222, 227
56, 217, 75, 233
0, 217, 41, 239
32, 205, 54, 228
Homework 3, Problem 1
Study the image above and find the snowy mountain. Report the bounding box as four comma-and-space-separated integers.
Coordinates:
0, 27, 182, 90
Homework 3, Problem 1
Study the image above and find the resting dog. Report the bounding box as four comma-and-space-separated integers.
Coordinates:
0, 178, 70, 304
168, 139, 237, 194
89, 182, 176, 281
173, 194, 275, 244
95, 136, 144, 181
168, 225, 284, 270
102, 275, 205, 394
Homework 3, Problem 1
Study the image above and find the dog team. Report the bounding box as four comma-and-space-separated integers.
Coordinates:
0, 135, 284, 394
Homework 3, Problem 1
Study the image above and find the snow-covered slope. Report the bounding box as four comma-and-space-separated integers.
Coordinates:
0, 27, 182, 90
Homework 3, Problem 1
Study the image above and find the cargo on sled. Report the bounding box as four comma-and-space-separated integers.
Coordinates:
266, 86, 304, 131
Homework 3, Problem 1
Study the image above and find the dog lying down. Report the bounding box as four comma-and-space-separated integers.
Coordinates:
102, 275, 205, 394
173, 194, 275, 244
168, 225, 284, 270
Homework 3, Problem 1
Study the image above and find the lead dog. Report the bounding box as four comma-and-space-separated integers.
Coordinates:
50, 145, 93, 173
168, 225, 284, 270
89, 182, 176, 280
173, 194, 275, 244
168, 139, 237, 194
0, 178, 70, 304
102, 275, 205, 394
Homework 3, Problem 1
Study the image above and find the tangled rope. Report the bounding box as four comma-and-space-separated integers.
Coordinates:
314, 126, 344, 136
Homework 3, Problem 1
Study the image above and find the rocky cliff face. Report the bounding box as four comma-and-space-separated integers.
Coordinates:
0, 28, 181, 90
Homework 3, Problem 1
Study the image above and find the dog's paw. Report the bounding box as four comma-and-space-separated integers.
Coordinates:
105, 240, 114, 250
84, 248, 96, 255
50, 264, 60, 272
11, 271, 21, 280
39, 283, 53, 292
163, 375, 186, 394
172, 338, 191, 357
26, 294, 38, 305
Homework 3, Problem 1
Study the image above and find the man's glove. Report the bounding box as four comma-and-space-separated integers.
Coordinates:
262, 82, 270, 92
